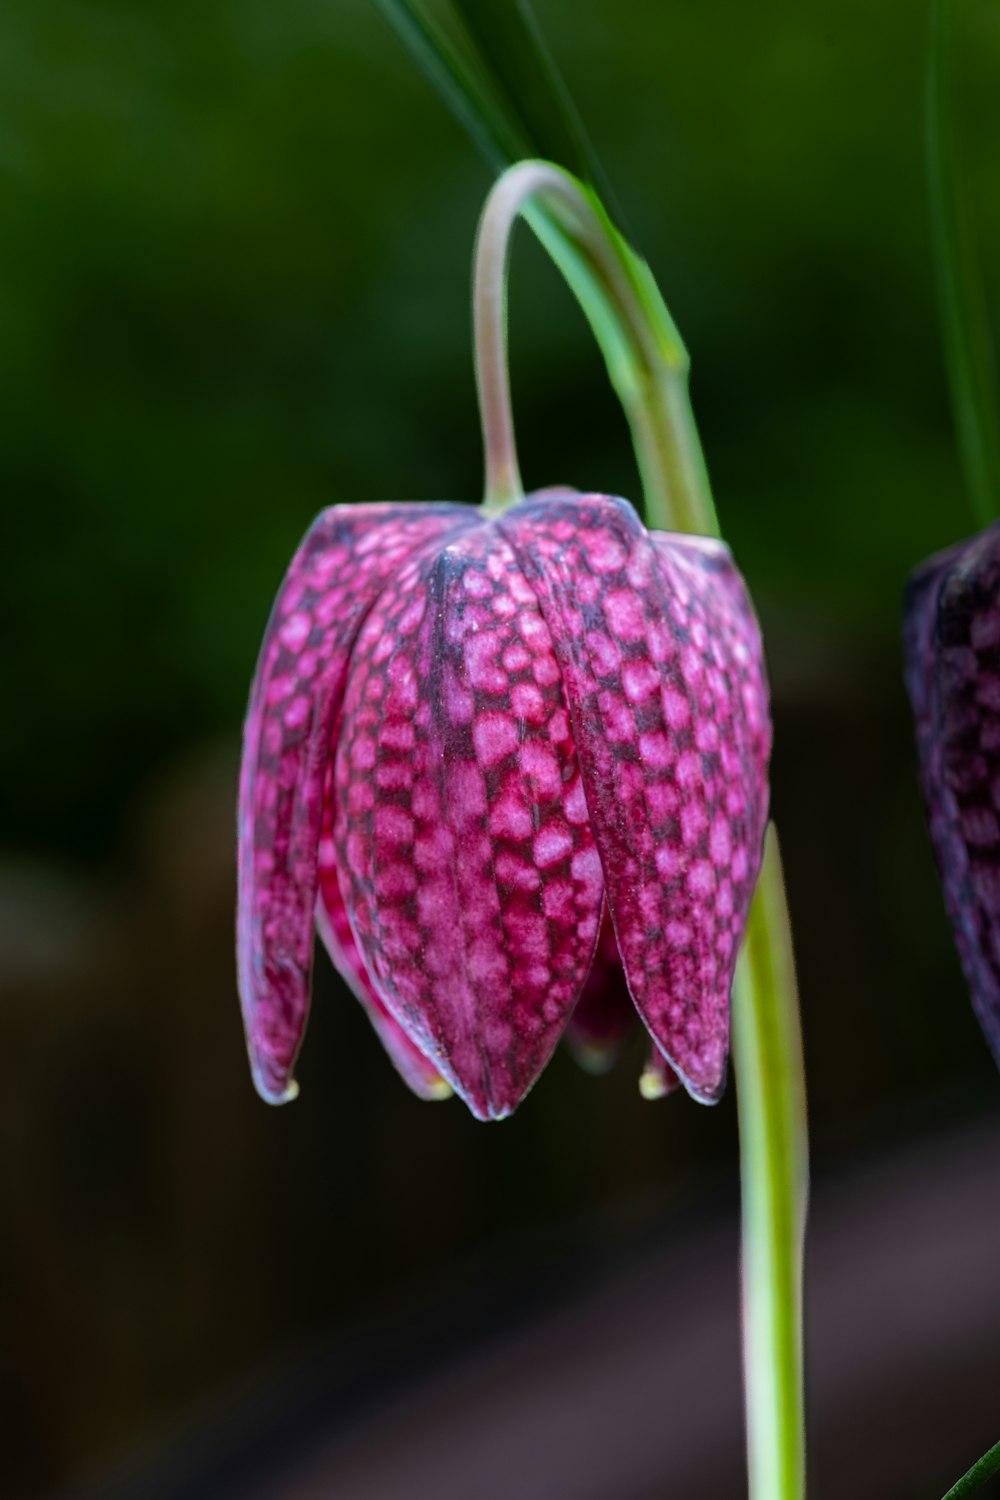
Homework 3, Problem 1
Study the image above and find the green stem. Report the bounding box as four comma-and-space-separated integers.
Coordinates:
475, 160, 808, 1500
733, 829, 808, 1500
473, 163, 532, 508
524, 192, 717, 535
927, 0, 1000, 527
471, 159, 717, 531
940, 1438, 1000, 1500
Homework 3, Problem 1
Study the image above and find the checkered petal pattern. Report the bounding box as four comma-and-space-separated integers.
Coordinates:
315, 784, 452, 1101
499, 492, 770, 1102
903, 521, 1000, 1065
237, 503, 475, 1103
332, 524, 603, 1119
237, 489, 771, 1117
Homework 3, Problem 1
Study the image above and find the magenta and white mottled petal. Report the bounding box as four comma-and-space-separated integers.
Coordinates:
315, 779, 452, 1101
565, 903, 636, 1073
237, 502, 474, 1104
333, 521, 604, 1120
500, 490, 771, 1104
650, 531, 771, 861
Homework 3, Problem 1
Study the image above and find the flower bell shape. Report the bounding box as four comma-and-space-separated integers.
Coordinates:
238, 487, 771, 1120
903, 520, 1000, 1066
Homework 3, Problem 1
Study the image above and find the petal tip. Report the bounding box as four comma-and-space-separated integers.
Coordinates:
682, 1073, 726, 1107
641, 1043, 726, 1105
460, 1081, 522, 1122
251, 1064, 300, 1106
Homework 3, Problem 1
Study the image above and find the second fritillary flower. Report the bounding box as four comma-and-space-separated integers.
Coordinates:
904, 521, 1000, 1065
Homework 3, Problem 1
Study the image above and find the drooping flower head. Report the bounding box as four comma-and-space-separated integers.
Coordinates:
903, 521, 1000, 1065
238, 488, 771, 1119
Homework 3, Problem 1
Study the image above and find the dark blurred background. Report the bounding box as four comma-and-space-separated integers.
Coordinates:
4, 1, 1000, 1496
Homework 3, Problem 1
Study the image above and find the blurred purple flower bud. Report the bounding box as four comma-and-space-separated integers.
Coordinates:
903, 522, 1000, 1065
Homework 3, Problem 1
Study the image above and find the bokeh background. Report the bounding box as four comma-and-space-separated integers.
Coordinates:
5, 1, 1000, 1496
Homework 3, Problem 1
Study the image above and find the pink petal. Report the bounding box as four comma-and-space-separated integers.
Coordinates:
315, 782, 452, 1101
333, 521, 604, 1120
500, 491, 771, 1103
652, 530, 771, 865
565, 903, 636, 1073
237, 502, 474, 1103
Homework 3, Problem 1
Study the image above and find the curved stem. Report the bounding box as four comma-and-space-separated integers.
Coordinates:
473, 164, 535, 509
473, 160, 717, 531
940, 1437, 1000, 1500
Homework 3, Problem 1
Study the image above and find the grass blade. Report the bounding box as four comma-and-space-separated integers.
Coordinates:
374, 0, 530, 167
928, 0, 1000, 526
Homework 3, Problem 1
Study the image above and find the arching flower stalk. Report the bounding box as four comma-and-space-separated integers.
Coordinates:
236, 157, 805, 1500
237, 161, 769, 1119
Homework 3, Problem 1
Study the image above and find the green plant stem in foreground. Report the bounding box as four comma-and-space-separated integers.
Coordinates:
733, 831, 808, 1500
940, 1438, 1000, 1500
477, 157, 809, 1500
552, 155, 812, 1495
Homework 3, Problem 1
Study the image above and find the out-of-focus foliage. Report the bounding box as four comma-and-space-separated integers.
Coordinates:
4, 0, 998, 855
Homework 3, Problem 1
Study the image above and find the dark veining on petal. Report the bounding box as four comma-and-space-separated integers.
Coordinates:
904, 521, 1000, 1063
315, 767, 452, 1101
500, 491, 771, 1104
237, 502, 475, 1103
333, 518, 603, 1118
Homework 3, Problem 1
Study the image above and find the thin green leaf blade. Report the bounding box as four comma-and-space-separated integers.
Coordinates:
375, 3, 710, 527
374, 0, 530, 167
377, 0, 622, 223
451, 0, 620, 210
928, 0, 1000, 526
940, 1436, 1000, 1499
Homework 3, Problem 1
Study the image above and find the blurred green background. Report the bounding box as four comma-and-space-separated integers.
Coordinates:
4, 1, 1000, 1496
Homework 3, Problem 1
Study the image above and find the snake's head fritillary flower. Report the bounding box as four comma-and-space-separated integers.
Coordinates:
237, 488, 771, 1120
903, 521, 1000, 1066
